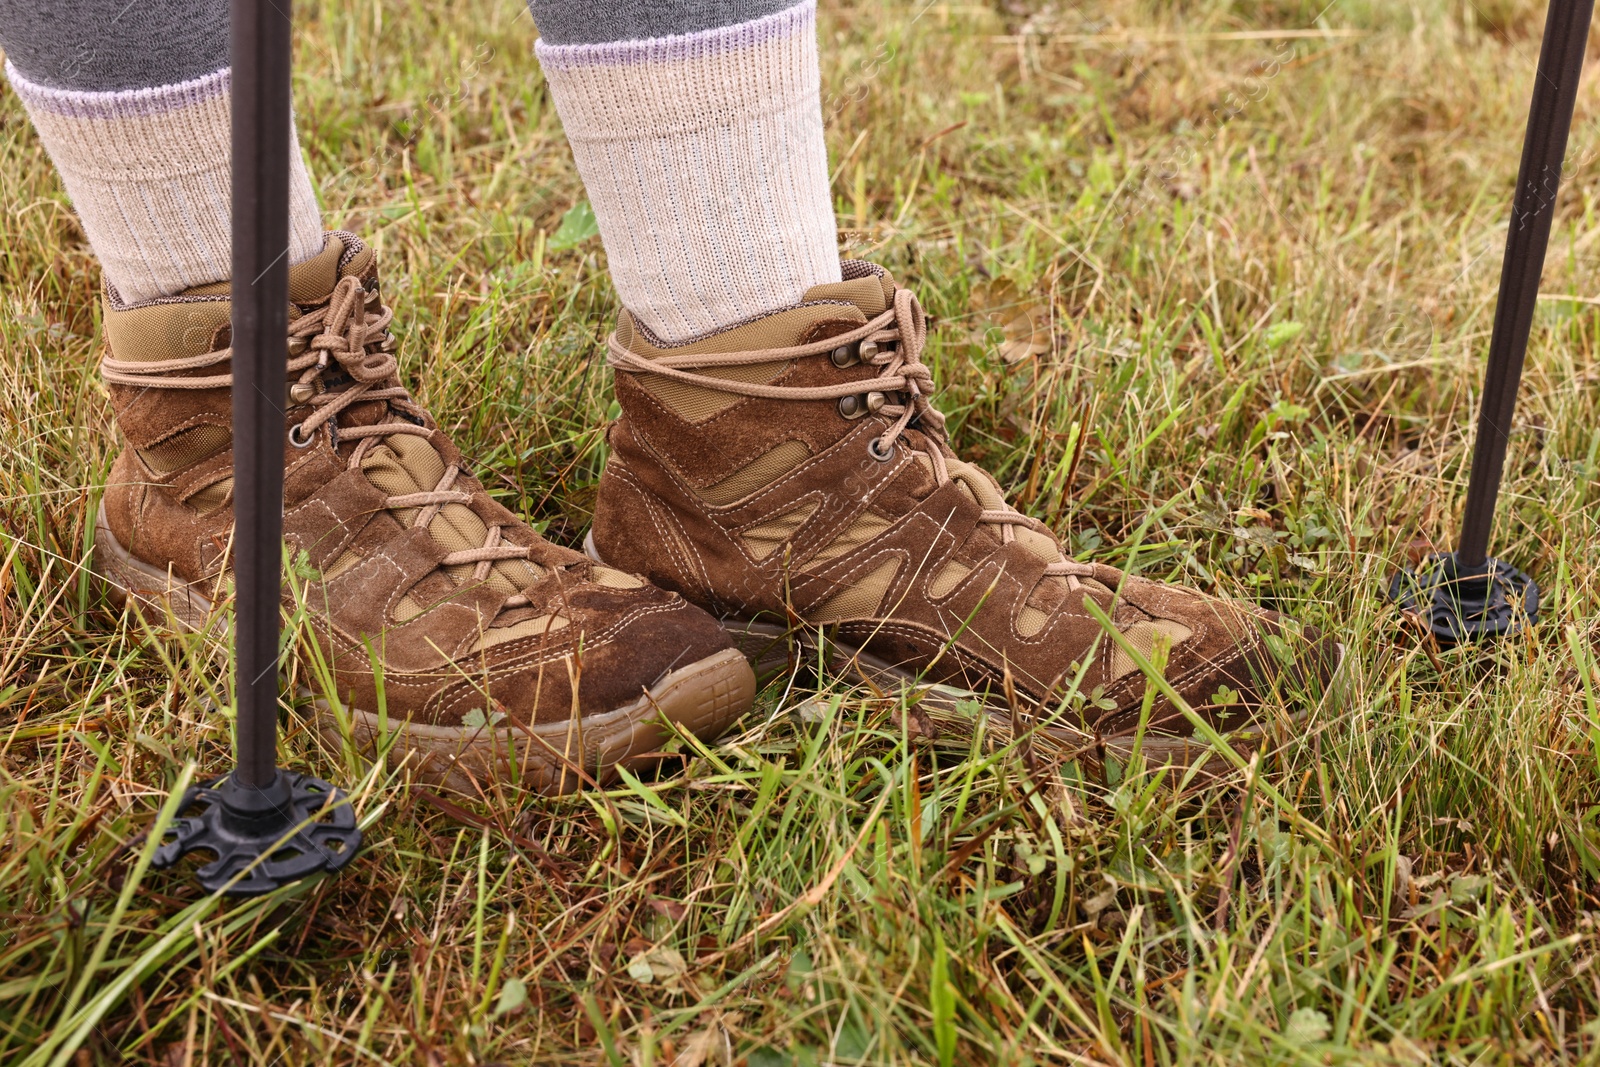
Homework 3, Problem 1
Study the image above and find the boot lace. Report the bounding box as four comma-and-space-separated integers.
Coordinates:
606, 286, 1095, 588
102, 275, 542, 601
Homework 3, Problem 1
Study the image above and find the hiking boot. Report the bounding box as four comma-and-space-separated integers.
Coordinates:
94, 231, 755, 794
587, 262, 1342, 761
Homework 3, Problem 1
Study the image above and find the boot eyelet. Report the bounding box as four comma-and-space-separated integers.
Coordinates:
840, 392, 886, 420
858, 340, 880, 359
288, 423, 316, 449
867, 438, 895, 462
830, 344, 859, 368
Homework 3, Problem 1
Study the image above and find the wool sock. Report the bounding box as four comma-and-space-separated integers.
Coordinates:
0, 0, 323, 305
532, 0, 840, 343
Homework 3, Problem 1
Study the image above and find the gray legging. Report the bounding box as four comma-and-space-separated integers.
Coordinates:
0, 0, 797, 91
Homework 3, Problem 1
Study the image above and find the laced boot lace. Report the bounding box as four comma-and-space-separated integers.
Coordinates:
103, 275, 544, 605
607, 286, 1097, 591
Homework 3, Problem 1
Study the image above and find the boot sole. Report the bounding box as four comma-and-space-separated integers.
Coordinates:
95, 504, 756, 795
586, 531, 1348, 773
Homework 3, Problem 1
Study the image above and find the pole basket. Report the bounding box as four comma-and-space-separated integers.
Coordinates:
152, 771, 361, 896
1389, 552, 1540, 646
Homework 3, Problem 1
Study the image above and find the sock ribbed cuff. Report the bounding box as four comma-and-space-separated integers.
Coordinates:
536, 0, 840, 343
527, 0, 800, 47
6, 62, 324, 304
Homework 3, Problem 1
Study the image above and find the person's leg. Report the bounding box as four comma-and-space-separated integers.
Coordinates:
531, 0, 839, 343
2, 6, 755, 793
538, 3, 1345, 747
0, 0, 322, 302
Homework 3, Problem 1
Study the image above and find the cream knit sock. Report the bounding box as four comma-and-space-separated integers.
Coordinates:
5, 63, 323, 305
535, 0, 840, 343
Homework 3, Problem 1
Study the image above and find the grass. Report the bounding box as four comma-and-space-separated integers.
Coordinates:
4, 0, 1600, 1061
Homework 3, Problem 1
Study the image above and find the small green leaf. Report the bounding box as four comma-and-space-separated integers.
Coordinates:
1210, 684, 1241, 707
460, 706, 506, 730
492, 978, 527, 1018
1086, 153, 1116, 194
548, 200, 600, 250
625, 945, 687, 988
1450, 873, 1491, 905
1265, 321, 1306, 348
1269, 398, 1311, 423
785, 950, 813, 992
1014, 836, 1048, 876
1284, 1006, 1330, 1044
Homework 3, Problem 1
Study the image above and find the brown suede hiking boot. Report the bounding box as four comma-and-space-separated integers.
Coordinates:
587, 262, 1343, 762
94, 231, 754, 794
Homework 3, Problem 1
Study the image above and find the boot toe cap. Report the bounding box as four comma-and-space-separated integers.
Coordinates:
1195, 612, 1344, 729
1099, 607, 1343, 738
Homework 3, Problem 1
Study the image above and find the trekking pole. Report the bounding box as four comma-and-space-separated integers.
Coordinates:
1388, 0, 1591, 642
149, 0, 361, 895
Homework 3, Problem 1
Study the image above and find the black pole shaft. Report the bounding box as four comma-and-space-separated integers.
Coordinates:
230, 0, 293, 789
1459, 0, 1593, 567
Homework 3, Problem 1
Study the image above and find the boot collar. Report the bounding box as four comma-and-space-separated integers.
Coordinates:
100, 231, 371, 365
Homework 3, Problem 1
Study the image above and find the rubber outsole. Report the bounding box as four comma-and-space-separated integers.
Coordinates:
96, 504, 756, 795
585, 530, 1349, 773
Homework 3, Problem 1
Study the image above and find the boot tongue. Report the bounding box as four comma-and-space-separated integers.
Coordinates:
357, 435, 539, 596
289, 233, 352, 301
801, 273, 893, 318
167, 232, 354, 304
